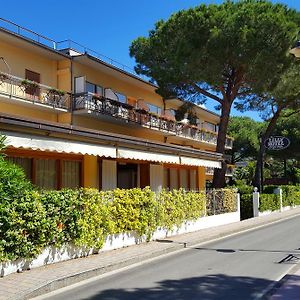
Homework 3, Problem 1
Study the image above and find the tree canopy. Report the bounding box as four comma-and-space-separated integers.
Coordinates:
227, 116, 263, 163
130, 0, 300, 187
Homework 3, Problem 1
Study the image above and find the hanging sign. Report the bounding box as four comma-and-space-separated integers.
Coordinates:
264, 136, 290, 151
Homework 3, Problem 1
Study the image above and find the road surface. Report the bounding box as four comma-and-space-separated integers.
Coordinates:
38, 215, 300, 300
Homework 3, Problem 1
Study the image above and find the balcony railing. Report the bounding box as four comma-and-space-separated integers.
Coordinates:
0, 72, 70, 110
74, 93, 233, 148
206, 166, 234, 176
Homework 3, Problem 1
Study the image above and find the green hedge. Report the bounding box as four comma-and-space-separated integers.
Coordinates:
259, 194, 280, 212
0, 187, 212, 262
0, 154, 237, 262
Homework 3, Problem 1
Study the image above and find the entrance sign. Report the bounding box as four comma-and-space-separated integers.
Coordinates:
264, 136, 290, 151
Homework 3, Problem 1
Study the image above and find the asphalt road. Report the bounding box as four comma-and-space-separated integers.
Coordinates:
40, 215, 300, 300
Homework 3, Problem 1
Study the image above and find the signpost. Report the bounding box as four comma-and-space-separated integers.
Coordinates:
261, 136, 290, 191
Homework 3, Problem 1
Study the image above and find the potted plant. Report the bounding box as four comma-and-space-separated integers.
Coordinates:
48, 88, 65, 97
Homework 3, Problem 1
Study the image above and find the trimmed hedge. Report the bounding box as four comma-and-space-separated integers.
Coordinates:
259, 194, 280, 212
0, 187, 218, 262
0, 155, 237, 262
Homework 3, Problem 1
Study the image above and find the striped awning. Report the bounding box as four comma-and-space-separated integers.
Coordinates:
180, 156, 222, 168
2, 131, 116, 158
117, 147, 180, 164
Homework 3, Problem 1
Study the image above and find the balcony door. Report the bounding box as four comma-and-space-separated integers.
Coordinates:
25, 69, 40, 99
117, 163, 137, 189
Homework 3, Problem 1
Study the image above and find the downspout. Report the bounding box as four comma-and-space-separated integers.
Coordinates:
70, 56, 74, 126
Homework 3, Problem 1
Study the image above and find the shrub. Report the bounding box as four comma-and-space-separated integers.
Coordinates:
39, 189, 81, 246
259, 194, 280, 212
263, 185, 278, 194
75, 189, 112, 249
222, 189, 237, 213
0, 190, 48, 262
158, 189, 206, 230
109, 187, 158, 240
0, 158, 33, 202
240, 193, 253, 220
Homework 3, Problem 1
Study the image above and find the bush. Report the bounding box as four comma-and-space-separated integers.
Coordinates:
0, 158, 33, 202
259, 194, 280, 212
222, 189, 237, 212
263, 185, 278, 194
240, 193, 253, 220
281, 185, 300, 206
0, 169, 235, 262
158, 189, 206, 230
75, 189, 112, 249
0, 190, 48, 262
109, 187, 158, 240
39, 189, 82, 246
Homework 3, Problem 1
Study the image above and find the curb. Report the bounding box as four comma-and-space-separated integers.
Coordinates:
262, 259, 300, 299
14, 209, 300, 300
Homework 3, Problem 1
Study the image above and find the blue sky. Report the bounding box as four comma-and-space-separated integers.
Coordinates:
1, 0, 299, 120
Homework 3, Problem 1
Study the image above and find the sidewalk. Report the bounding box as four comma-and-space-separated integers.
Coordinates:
268, 264, 300, 299
1, 208, 300, 300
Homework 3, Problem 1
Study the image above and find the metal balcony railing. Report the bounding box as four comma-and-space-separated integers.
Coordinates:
0, 72, 70, 110
74, 93, 233, 148
206, 166, 234, 176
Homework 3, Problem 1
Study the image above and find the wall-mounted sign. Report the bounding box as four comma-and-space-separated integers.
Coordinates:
264, 136, 290, 151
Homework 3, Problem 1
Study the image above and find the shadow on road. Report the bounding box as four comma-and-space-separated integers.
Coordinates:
81, 273, 281, 300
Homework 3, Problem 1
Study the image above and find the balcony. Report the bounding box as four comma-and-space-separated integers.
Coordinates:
74, 93, 233, 148
206, 165, 234, 177
0, 72, 70, 111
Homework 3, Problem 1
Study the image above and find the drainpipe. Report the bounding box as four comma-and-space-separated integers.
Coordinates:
70, 56, 74, 126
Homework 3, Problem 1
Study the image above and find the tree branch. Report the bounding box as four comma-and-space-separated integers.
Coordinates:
192, 83, 223, 104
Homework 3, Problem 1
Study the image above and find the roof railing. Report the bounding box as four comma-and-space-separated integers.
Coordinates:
0, 17, 149, 82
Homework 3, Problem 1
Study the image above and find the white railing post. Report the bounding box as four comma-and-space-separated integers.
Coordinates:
236, 192, 241, 220
274, 188, 283, 212
253, 187, 260, 217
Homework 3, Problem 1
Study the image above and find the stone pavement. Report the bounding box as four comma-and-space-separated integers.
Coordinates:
1, 208, 300, 300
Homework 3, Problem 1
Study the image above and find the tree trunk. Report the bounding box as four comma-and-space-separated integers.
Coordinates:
253, 108, 282, 191
212, 101, 231, 188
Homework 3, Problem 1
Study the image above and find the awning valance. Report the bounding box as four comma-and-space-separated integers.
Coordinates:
2, 131, 116, 158
180, 156, 222, 169
118, 148, 180, 164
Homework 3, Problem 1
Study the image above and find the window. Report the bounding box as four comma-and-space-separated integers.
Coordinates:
117, 163, 137, 189
7, 157, 32, 180
164, 166, 198, 191
116, 92, 127, 104
25, 69, 40, 97
35, 159, 57, 190
179, 169, 189, 190
86, 81, 103, 96
62, 161, 81, 189
6, 155, 82, 190
203, 122, 217, 132
147, 103, 162, 115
